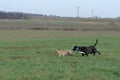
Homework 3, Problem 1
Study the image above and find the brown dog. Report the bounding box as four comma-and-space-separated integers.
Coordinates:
56, 49, 72, 57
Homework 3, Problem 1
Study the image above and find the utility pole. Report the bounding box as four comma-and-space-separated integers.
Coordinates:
91, 10, 94, 18
77, 6, 79, 18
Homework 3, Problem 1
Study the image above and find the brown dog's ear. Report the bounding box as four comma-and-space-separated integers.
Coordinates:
57, 49, 60, 50
56, 49, 60, 54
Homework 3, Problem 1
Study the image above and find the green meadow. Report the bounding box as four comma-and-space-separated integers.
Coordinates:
0, 18, 120, 80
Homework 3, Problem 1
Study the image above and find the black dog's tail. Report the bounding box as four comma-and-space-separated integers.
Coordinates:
93, 39, 98, 47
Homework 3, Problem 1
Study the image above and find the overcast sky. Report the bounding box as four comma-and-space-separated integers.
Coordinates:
0, 0, 120, 18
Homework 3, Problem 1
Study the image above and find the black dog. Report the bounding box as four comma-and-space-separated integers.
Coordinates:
72, 39, 101, 56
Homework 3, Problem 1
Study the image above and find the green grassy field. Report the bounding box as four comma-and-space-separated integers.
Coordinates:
0, 30, 120, 80
0, 18, 120, 80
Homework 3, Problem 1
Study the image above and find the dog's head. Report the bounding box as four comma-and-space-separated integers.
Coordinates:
56, 49, 60, 53
72, 46, 79, 51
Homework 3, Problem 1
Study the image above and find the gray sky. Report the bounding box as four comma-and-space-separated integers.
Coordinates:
0, 0, 120, 18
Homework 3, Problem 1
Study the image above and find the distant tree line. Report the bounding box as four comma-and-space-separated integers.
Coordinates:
0, 11, 59, 19
0, 11, 29, 19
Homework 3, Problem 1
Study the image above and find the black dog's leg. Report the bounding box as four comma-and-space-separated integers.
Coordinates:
93, 53, 96, 56
96, 51, 101, 55
86, 53, 88, 56
82, 53, 88, 56
93, 51, 100, 56
82, 54, 85, 56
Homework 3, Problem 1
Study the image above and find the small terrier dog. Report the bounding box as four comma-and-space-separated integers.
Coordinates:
56, 49, 72, 57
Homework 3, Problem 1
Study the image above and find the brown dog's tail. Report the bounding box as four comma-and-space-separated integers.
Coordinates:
93, 39, 98, 47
